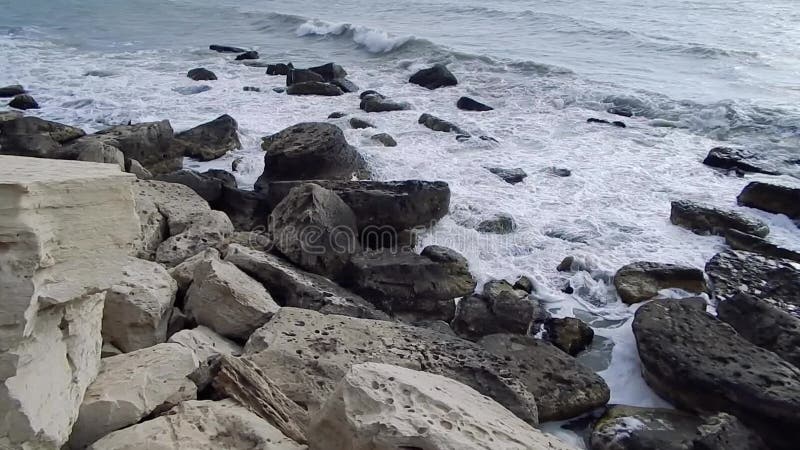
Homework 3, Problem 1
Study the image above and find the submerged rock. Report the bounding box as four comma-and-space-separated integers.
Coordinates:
724, 228, 800, 262
544, 317, 594, 356
349, 117, 374, 129
209, 44, 246, 53
8, 94, 39, 110
457, 96, 494, 111
187, 67, 217, 81
172, 114, 241, 161
737, 181, 800, 221
670, 199, 770, 237
606, 106, 633, 117
286, 81, 344, 96
418, 112, 466, 134
487, 167, 527, 184
588, 118, 626, 128
370, 132, 397, 147
703, 147, 779, 175
0, 84, 25, 97
234, 50, 259, 60
613, 261, 706, 304
409, 63, 458, 89
476, 213, 517, 234
360, 92, 411, 112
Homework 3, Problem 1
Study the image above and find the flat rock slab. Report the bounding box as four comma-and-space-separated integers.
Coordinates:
614, 261, 707, 304
670, 200, 769, 237
737, 181, 800, 221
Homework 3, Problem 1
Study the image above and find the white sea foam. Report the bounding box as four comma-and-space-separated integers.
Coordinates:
296, 19, 415, 53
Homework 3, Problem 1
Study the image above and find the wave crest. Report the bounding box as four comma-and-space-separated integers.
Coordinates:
296, 19, 415, 53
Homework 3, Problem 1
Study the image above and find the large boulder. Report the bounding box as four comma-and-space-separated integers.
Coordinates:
225, 244, 389, 319
76, 140, 126, 170
286, 68, 325, 85
86, 120, 178, 174
737, 181, 800, 221
670, 200, 769, 237
478, 334, 610, 422
215, 186, 272, 231
185, 256, 280, 340
266, 62, 293, 75
0, 157, 140, 450
703, 147, 778, 175
103, 258, 178, 352
457, 96, 493, 111
257, 122, 369, 182
0, 84, 25, 97
0, 116, 85, 158
544, 317, 594, 356
243, 307, 539, 423
409, 63, 458, 89
613, 261, 707, 304
286, 81, 344, 96
8, 94, 39, 110
347, 245, 476, 321
269, 183, 360, 279
452, 280, 546, 340
724, 229, 800, 262
234, 50, 259, 60
308, 363, 577, 450
69, 343, 199, 449
168, 248, 219, 293
359, 92, 411, 112
308, 62, 347, 81
154, 169, 236, 204
705, 250, 800, 317
187, 68, 217, 81
172, 114, 241, 161
632, 298, 800, 450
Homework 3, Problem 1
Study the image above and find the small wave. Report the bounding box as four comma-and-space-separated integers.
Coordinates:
295, 19, 416, 54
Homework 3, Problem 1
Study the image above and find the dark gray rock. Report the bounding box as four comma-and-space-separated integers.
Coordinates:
209, 45, 246, 53
737, 181, 800, 221
0, 116, 85, 158
513, 276, 534, 294
670, 200, 770, 238
8, 94, 39, 110
724, 229, 800, 262
418, 113, 466, 134
172, 114, 241, 161
308, 62, 347, 81
486, 167, 527, 184
633, 298, 800, 450
215, 187, 270, 231
266, 63, 293, 76
272, 87, 285, 93
703, 147, 779, 175
409, 64, 457, 90
242, 86, 260, 92
547, 167, 572, 177
187, 68, 217, 81
327, 112, 346, 119
606, 106, 633, 117
234, 50, 259, 60
154, 169, 235, 204
330, 78, 358, 93
349, 117, 374, 129
476, 214, 516, 234
613, 261, 707, 304
370, 133, 397, 147
286, 69, 324, 86
452, 280, 546, 340
286, 82, 343, 96
457, 96, 493, 111
0, 84, 25, 97
90, 120, 178, 174
588, 118, 626, 128
360, 93, 410, 112
544, 317, 594, 356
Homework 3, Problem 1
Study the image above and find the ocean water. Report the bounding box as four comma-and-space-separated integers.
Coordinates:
2, 0, 799, 442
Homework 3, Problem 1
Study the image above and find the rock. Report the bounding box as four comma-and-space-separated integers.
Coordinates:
166, 307, 189, 338
225, 244, 389, 319
0, 157, 140, 449
705, 250, 800, 317
172, 85, 212, 95
737, 181, 800, 221
309, 62, 347, 81
242, 85, 260, 92
168, 326, 242, 389
257, 122, 369, 182
286, 81, 344, 96
418, 112, 466, 134
409, 63, 458, 89
0, 116, 85, 158
154, 169, 235, 204
8, 94, 39, 110
89, 120, 178, 174
69, 343, 199, 449
209, 44, 246, 53
155, 210, 234, 266
514, 275, 534, 293
243, 307, 539, 422
457, 96, 494, 111
0, 84, 25, 97
103, 258, 178, 352
101, 343, 123, 359
168, 248, 220, 293
347, 245, 476, 321
588, 118, 627, 127
360, 93, 410, 112
613, 261, 707, 304
633, 298, 800, 449
703, 147, 779, 175
327, 111, 346, 118
0, 110, 22, 122
548, 167, 572, 177
487, 167, 527, 184
234, 50, 259, 60
185, 256, 280, 340
330, 77, 358, 93
724, 228, 800, 262
479, 334, 611, 422
544, 317, 594, 356
452, 280, 546, 340
76, 140, 126, 170
187, 67, 217, 81
670, 200, 770, 237
349, 117, 374, 129
607, 106, 633, 117
266, 62, 293, 75
370, 132, 397, 146
172, 114, 241, 161
273, 87, 285, 93
286, 68, 325, 85
476, 214, 517, 234
308, 362, 577, 450
126, 159, 151, 179
215, 186, 272, 231
717, 293, 800, 368
87, 399, 305, 450
591, 405, 767, 450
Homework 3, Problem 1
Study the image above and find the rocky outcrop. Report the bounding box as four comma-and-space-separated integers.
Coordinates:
347, 245, 476, 321
633, 298, 800, 449
725, 229, 800, 262
613, 261, 707, 304
8, 94, 39, 110
359, 92, 411, 112
187, 68, 217, 81
703, 147, 778, 175
0, 156, 140, 450
0, 116, 85, 158
409, 64, 458, 89
69, 343, 199, 449
487, 167, 527, 184
670, 200, 769, 237
717, 293, 800, 367
286, 68, 325, 85
737, 181, 800, 221
80, 120, 178, 174
225, 244, 388, 319
457, 96, 493, 111
243, 307, 539, 422
452, 280, 546, 340
185, 256, 280, 340
544, 317, 594, 356
308, 363, 577, 450
418, 112, 466, 134
172, 114, 241, 161
286, 81, 344, 96
0, 84, 25, 97
478, 334, 611, 422
257, 122, 369, 182
370, 132, 397, 146
269, 183, 360, 279
705, 250, 800, 317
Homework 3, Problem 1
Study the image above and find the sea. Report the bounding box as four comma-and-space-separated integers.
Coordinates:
2, 0, 799, 445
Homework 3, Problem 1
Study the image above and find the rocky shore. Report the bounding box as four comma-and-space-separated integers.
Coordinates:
1, 52, 799, 450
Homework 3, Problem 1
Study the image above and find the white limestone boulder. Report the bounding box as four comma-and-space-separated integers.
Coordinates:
155, 210, 234, 267
87, 399, 305, 450
169, 326, 242, 363
69, 343, 199, 449
169, 248, 220, 292
309, 362, 576, 450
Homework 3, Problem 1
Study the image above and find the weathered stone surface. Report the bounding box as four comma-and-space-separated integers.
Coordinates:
154, 169, 236, 204
418, 112, 465, 134
266, 62, 293, 75
330, 77, 358, 93
725, 229, 800, 262
168, 248, 220, 292
172, 115, 241, 161
156, 210, 234, 266
257, 122, 369, 182
70, 343, 199, 449
703, 147, 778, 175
452, 280, 545, 340
0, 156, 140, 449
225, 244, 388, 319
706, 250, 800, 317
544, 317, 594, 356
185, 256, 279, 340
478, 334, 610, 422
347, 246, 476, 321
126, 159, 151, 179
613, 261, 707, 304
103, 258, 178, 352
717, 293, 800, 367
286, 81, 344, 96
269, 183, 359, 279
76, 140, 126, 170
244, 308, 539, 422
88, 120, 178, 174
87, 399, 304, 450
169, 326, 242, 362
670, 200, 769, 237
0, 116, 85, 158
187, 68, 217, 81
737, 181, 800, 221
215, 186, 271, 231
591, 405, 767, 450
487, 167, 527, 184
409, 64, 458, 89
633, 298, 800, 450
309, 363, 576, 450
286, 68, 325, 85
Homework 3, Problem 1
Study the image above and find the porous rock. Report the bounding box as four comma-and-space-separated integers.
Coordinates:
613, 261, 706, 304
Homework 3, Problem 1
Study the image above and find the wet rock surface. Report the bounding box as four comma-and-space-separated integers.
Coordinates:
670, 200, 770, 237
614, 261, 707, 304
